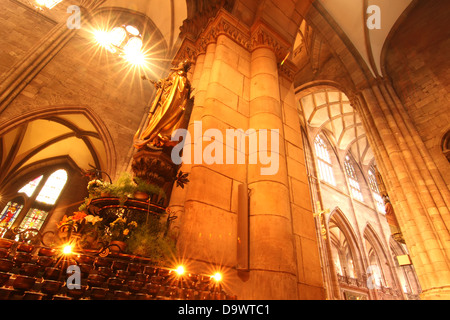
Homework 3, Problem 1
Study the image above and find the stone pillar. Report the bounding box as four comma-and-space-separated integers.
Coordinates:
174, 29, 248, 288
245, 45, 297, 299
167, 43, 212, 238
170, 9, 324, 300
356, 79, 450, 299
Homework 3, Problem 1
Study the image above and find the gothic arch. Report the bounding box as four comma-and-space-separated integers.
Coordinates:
328, 208, 365, 280
363, 223, 397, 289
389, 237, 422, 297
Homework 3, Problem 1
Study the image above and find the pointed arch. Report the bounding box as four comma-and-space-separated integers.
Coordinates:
363, 223, 397, 290
328, 208, 365, 280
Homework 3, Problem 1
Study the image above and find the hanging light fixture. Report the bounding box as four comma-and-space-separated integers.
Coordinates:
94, 25, 145, 66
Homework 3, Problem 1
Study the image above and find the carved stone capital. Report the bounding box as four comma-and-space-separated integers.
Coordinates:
175, 9, 293, 67
278, 59, 298, 82
250, 20, 292, 62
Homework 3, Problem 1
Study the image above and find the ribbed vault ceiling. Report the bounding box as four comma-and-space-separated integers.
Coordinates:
0, 113, 107, 187
298, 87, 374, 165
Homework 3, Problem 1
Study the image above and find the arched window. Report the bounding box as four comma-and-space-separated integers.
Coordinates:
0, 200, 24, 234
368, 166, 386, 214
314, 135, 336, 186
0, 169, 68, 237
344, 155, 363, 202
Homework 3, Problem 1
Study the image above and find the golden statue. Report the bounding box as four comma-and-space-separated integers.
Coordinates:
134, 59, 193, 149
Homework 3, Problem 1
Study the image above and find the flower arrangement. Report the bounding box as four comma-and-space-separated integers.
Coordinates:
57, 211, 104, 248
57, 211, 87, 233
80, 173, 165, 209
87, 179, 106, 196
102, 215, 138, 242
58, 172, 175, 260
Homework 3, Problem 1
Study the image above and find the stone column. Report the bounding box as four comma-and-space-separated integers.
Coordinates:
174, 22, 250, 292
0, 0, 105, 113
356, 79, 450, 299
170, 9, 324, 300
245, 45, 298, 299
167, 42, 212, 238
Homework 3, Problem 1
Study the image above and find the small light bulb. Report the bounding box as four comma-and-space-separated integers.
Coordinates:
175, 265, 185, 276
212, 272, 222, 282
126, 25, 140, 36
62, 244, 72, 255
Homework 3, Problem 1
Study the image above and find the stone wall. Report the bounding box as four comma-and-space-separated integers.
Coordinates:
0, 1, 160, 177
385, 0, 450, 187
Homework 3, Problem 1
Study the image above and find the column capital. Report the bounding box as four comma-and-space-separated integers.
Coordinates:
174, 8, 250, 65
250, 19, 292, 62
174, 9, 293, 67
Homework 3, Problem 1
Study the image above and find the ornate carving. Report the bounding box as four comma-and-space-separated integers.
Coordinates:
278, 59, 298, 82
250, 23, 290, 61
175, 9, 292, 68
131, 148, 178, 188
179, 0, 235, 40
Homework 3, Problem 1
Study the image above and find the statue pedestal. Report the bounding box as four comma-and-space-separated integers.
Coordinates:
131, 147, 178, 206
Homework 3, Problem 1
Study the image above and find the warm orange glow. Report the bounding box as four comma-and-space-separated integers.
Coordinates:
123, 37, 145, 66
35, 0, 62, 9
62, 244, 73, 255
212, 272, 222, 282
174, 265, 186, 276
126, 25, 140, 36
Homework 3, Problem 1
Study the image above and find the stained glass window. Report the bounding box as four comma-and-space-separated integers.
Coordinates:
368, 167, 385, 213
344, 155, 363, 202
0, 169, 68, 235
36, 169, 68, 205
0, 202, 23, 235
314, 135, 336, 186
18, 208, 49, 231
18, 175, 43, 197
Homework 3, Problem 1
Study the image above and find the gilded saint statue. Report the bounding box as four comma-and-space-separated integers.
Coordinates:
134, 59, 193, 149
374, 166, 406, 244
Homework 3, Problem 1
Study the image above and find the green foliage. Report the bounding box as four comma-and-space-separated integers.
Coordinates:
134, 177, 166, 198
111, 172, 136, 204
125, 217, 176, 265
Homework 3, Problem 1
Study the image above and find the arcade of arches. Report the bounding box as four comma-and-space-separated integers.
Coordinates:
0, 0, 448, 300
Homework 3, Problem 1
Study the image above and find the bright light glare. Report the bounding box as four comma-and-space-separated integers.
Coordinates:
62, 244, 72, 255
126, 25, 140, 36
36, 0, 62, 9
212, 272, 222, 282
94, 30, 112, 48
93, 27, 147, 67
109, 27, 127, 47
174, 265, 185, 276
123, 37, 145, 66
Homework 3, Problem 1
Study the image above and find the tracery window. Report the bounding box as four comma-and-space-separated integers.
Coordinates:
0, 169, 68, 237
35, 170, 67, 205
314, 135, 336, 186
344, 155, 363, 202
368, 166, 386, 213
0, 201, 24, 236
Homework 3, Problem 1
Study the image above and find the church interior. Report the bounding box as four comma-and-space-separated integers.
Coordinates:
0, 0, 448, 301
